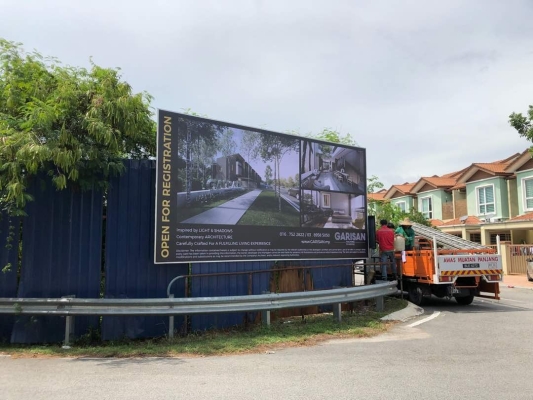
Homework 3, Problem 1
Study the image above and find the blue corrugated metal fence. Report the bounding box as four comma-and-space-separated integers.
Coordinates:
10, 177, 103, 343
102, 160, 188, 340
0, 161, 357, 343
0, 214, 19, 342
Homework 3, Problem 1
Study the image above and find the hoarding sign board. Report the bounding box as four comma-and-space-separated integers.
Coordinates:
155, 110, 368, 263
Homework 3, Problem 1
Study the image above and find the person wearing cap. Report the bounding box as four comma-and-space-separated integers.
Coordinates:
395, 218, 415, 251
376, 219, 396, 280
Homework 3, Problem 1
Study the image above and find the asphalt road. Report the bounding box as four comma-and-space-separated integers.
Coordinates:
2, 286, 532, 400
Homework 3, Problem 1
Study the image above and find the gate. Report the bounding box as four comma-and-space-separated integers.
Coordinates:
508, 245, 532, 274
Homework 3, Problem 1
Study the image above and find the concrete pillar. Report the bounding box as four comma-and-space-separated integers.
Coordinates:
481, 228, 491, 246
500, 242, 511, 275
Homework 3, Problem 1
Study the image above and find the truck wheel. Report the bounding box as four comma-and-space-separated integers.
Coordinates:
455, 295, 474, 305
408, 285, 424, 306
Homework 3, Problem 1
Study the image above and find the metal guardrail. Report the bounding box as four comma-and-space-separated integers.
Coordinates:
0, 282, 397, 346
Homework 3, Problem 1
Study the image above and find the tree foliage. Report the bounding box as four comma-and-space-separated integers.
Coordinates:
509, 105, 533, 145
264, 165, 272, 185
367, 176, 430, 227
367, 175, 384, 193
258, 134, 299, 211
309, 128, 358, 147
0, 39, 156, 215
175, 116, 223, 191
370, 200, 430, 228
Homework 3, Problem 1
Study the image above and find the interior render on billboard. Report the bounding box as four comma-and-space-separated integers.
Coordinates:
301, 190, 366, 229
155, 110, 368, 263
300, 140, 365, 195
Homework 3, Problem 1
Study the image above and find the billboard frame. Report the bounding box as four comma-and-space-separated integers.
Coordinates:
154, 109, 368, 264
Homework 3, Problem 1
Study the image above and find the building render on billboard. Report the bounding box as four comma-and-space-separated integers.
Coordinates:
212, 153, 262, 188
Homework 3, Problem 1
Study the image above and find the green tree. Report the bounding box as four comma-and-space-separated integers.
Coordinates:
264, 165, 273, 185
175, 115, 222, 192
258, 135, 299, 211
309, 128, 358, 147
241, 130, 260, 186
367, 176, 430, 228
218, 128, 237, 157
509, 105, 533, 144
367, 175, 384, 193
286, 176, 295, 188
0, 39, 155, 215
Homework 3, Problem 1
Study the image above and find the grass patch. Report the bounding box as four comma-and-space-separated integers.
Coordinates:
238, 191, 300, 226
0, 297, 407, 358
177, 190, 251, 222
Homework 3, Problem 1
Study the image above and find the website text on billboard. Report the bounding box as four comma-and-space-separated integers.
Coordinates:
154, 110, 368, 263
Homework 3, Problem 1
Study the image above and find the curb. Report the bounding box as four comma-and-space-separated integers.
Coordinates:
381, 301, 424, 322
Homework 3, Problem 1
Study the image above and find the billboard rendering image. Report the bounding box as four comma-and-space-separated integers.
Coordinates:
154, 110, 368, 263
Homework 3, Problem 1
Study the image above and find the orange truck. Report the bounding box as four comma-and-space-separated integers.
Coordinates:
395, 223, 502, 306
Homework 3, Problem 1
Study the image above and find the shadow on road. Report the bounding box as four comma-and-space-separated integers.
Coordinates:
72, 357, 186, 368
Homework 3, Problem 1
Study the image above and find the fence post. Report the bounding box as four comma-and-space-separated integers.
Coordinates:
62, 295, 75, 349
332, 303, 342, 322
262, 291, 271, 327
169, 294, 174, 339
262, 310, 271, 326
375, 296, 384, 312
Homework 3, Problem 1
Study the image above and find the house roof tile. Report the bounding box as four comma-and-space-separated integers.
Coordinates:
392, 183, 415, 194
509, 212, 533, 222
383, 182, 416, 199
452, 153, 520, 184
385, 150, 526, 198
440, 168, 468, 178
505, 149, 533, 173
471, 162, 510, 174
439, 216, 483, 226
450, 182, 466, 190
422, 177, 458, 187
367, 189, 387, 201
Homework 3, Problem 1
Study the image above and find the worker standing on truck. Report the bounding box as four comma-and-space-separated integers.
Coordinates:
396, 219, 415, 251
376, 219, 396, 280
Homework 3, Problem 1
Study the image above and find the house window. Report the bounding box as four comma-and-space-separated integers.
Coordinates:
396, 201, 406, 212
523, 178, 533, 211
469, 233, 481, 243
490, 233, 511, 244
420, 197, 432, 219
477, 185, 495, 215
322, 193, 331, 208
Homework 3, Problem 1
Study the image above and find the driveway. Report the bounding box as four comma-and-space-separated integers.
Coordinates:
503, 274, 533, 289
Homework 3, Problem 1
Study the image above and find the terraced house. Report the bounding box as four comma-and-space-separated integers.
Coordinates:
376, 149, 533, 247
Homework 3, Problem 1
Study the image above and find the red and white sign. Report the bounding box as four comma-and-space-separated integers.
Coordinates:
437, 254, 502, 272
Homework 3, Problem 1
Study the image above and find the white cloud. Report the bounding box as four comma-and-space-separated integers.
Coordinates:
2, 0, 533, 187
